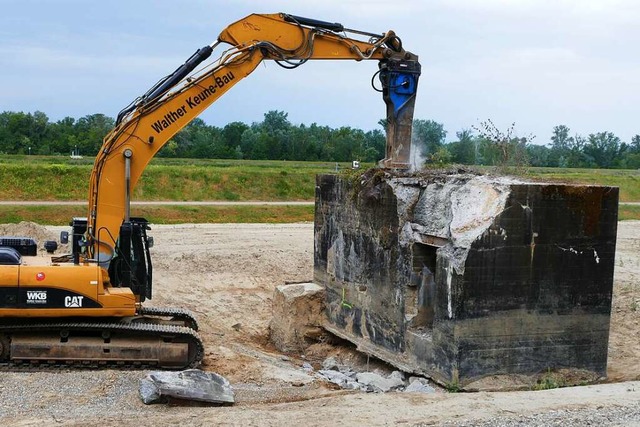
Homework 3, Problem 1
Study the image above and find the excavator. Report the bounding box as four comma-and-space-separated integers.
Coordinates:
0, 13, 420, 368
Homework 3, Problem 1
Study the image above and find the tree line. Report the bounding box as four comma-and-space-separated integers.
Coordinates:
1, 110, 639, 168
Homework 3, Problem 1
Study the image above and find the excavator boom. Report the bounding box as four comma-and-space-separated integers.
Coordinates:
88, 13, 420, 263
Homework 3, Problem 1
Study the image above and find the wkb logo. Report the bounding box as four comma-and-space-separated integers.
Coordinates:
26, 290, 47, 304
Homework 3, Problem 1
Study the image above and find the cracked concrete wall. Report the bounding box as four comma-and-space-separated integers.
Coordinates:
314, 170, 618, 385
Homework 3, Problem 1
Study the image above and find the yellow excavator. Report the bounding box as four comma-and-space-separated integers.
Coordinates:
0, 13, 420, 368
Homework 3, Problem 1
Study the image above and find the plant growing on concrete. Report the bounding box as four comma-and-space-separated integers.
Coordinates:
473, 119, 535, 172
533, 369, 567, 390
444, 381, 461, 393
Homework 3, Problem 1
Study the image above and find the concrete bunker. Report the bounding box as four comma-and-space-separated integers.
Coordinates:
313, 169, 618, 387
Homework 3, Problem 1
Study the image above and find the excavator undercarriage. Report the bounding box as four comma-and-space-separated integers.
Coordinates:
0, 307, 203, 369
0, 219, 204, 369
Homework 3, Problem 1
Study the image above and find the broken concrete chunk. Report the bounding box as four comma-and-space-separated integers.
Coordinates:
317, 369, 361, 390
355, 372, 405, 393
139, 369, 234, 405
269, 282, 325, 352
389, 370, 405, 382
322, 356, 339, 371
404, 378, 436, 394
339, 367, 356, 377
139, 378, 161, 404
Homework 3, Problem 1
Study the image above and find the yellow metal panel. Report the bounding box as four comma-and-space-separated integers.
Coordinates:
19, 264, 100, 301
0, 266, 19, 286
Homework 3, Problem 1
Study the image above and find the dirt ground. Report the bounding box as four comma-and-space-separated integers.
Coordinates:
0, 221, 639, 426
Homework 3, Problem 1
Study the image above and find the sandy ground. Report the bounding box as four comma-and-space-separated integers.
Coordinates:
0, 221, 639, 426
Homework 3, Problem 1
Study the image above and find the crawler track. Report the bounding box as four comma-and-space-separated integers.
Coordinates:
0, 318, 204, 370
139, 306, 200, 331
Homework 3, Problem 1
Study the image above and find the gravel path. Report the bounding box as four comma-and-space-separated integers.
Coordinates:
440, 403, 640, 427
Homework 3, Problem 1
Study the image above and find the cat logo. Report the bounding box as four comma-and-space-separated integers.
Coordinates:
26, 291, 47, 305
64, 296, 84, 308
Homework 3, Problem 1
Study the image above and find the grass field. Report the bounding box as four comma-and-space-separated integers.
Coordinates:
0, 158, 350, 201
523, 167, 640, 203
0, 155, 638, 222
0, 205, 315, 225
618, 205, 640, 221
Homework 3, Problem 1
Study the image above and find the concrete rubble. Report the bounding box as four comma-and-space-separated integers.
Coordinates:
139, 369, 235, 405
313, 356, 436, 393
314, 169, 619, 386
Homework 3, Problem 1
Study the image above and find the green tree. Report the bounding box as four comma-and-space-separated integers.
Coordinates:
240, 125, 269, 160
310, 123, 334, 161
170, 119, 226, 158
431, 146, 452, 166
49, 116, 77, 155
74, 113, 115, 155
0, 111, 54, 154
364, 129, 385, 162
584, 132, 626, 168
565, 134, 591, 168
412, 119, 446, 160
331, 127, 367, 162
526, 144, 552, 167
222, 122, 249, 158
622, 135, 640, 168
631, 135, 640, 153
549, 125, 573, 167
448, 129, 476, 164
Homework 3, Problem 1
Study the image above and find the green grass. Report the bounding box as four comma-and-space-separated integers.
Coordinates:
1, 156, 638, 202
135, 165, 320, 201
0, 155, 357, 201
0, 164, 88, 200
1, 155, 639, 223
0, 205, 314, 225
619, 205, 640, 221
0, 154, 352, 170
523, 167, 640, 203
0, 154, 96, 166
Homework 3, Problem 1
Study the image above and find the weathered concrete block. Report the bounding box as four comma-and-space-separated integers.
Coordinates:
269, 282, 325, 352
314, 170, 618, 387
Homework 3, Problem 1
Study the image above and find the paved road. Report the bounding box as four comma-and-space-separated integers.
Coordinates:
0, 200, 315, 206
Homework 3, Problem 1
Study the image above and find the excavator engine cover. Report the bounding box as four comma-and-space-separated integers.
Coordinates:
0, 237, 37, 256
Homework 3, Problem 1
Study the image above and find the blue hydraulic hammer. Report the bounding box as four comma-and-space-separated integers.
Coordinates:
379, 58, 421, 169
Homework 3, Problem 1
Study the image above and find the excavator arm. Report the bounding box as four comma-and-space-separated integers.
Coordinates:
86, 13, 420, 267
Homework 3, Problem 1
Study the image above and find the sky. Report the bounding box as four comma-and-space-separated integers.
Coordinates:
0, 0, 638, 144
